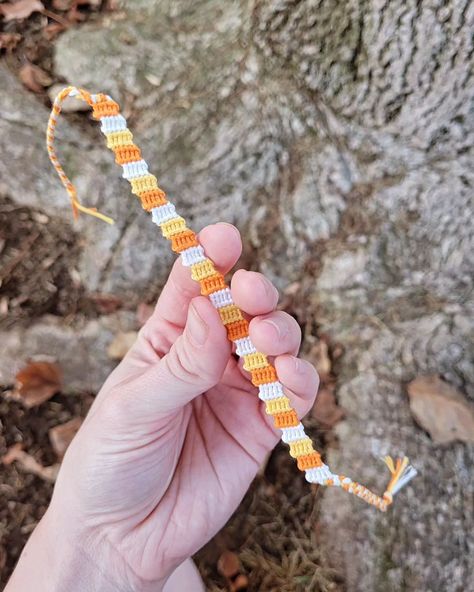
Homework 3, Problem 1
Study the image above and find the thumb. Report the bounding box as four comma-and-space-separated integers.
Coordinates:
136, 296, 231, 414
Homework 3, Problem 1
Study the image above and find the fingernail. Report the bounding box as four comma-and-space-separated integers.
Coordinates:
219, 222, 241, 240
261, 318, 288, 339
188, 303, 209, 346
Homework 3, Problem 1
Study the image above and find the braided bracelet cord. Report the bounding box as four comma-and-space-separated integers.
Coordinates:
47, 87, 417, 512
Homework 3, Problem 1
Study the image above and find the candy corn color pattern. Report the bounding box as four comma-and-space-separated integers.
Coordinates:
47, 87, 417, 511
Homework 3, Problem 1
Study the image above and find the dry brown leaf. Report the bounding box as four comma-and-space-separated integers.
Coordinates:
0, 0, 44, 21
137, 302, 154, 326
407, 375, 474, 444
2, 443, 59, 483
307, 339, 332, 382
13, 361, 62, 408
217, 551, 240, 579
0, 32, 22, 51
19, 63, 53, 93
49, 417, 83, 458
311, 385, 345, 428
107, 331, 138, 360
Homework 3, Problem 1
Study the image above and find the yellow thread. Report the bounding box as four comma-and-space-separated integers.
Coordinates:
383, 456, 409, 494
160, 217, 187, 238
265, 396, 291, 415
242, 352, 268, 371
288, 438, 314, 458
191, 260, 217, 281
130, 175, 159, 195
218, 305, 244, 325
105, 130, 134, 149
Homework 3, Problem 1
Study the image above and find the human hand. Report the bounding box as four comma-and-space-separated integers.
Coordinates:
7, 223, 319, 592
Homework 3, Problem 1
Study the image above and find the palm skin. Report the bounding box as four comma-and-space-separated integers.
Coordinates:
46, 223, 319, 590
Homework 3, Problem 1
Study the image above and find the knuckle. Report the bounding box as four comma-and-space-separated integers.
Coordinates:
167, 338, 216, 386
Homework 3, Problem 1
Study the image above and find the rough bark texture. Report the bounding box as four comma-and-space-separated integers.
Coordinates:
1, 1, 473, 590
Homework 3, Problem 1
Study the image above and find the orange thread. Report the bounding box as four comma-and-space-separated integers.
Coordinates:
273, 410, 299, 428
225, 319, 249, 341
170, 230, 199, 253
200, 273, 227, 295
114, 145, 142, 164
250, 366, 277, 386
92, 97, 120, 119
297, 452, 322, 471
138, 189, 168, 210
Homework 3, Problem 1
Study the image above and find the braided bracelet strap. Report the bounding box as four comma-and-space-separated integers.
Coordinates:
46, 87, 417, 512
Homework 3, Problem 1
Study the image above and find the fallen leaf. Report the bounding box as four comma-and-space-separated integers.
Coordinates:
307, 339, 332, 382
217, 551, 240, 579
19, 63, 53, 93
407, 375, 474, 444
107, 331, 138, 360
89, 291, 123, 313
0, 0, 44, 21
49, 417, 83, 458
13, 361, 62, 408
311, 385, 345, 428
137, 302, 154, 326
0, 32, 22, 51
2, 444, 59, 483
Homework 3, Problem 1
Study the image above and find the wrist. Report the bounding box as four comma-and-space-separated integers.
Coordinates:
6, 506, 167, 592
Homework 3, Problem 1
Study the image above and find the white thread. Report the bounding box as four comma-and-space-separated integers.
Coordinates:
281, 422, 306, 442
234, 337, 257, 356
305, 465, 337, 485
391, 466, 417, 495
151, 204, 177, 225
305, 467, 325, 484
258, 381, 285, 402
180, 246, 206, 267
209, 288, 233, 309
122, 160, 149, 180
100, 115, 128, 134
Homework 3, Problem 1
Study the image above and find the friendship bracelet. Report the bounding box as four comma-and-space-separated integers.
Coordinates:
46, 87, 417, 511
